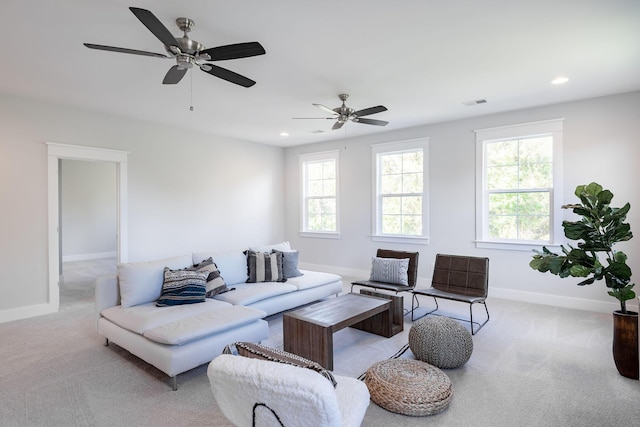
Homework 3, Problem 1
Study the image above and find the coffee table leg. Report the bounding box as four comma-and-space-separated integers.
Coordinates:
283, 315, 334, 370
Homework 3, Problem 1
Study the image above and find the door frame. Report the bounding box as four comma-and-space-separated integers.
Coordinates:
47, 143, 128, 311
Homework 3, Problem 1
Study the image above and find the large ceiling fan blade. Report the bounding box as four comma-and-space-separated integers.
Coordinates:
200, 64, 256, 87
313, 103, 338, 116
163, 66, 188, 84
354, 118, 389, 126
201, 42, 266, 61
129, 7, 180, 51
83, 43, 169, 58
354, 105, 387, 117
332, 121, 345, 130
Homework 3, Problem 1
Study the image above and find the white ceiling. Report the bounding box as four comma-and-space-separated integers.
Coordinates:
1, 0, 639, 147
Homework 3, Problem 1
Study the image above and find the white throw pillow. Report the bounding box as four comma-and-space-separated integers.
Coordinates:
249, 241, 291, 253
208, 251, 249, 285
118, 254, 192, 307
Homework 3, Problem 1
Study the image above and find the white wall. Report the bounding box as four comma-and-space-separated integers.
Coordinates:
284, 91, 640, 313
0, 93, 284, 319
61, 159, 117, 260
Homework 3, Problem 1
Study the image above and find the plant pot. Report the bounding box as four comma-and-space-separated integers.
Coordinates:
612, 310, 639, 380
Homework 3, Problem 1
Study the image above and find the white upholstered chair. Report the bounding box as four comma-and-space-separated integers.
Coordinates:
208, 354, 370, 427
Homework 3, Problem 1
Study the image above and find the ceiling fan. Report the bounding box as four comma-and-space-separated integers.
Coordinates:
83, 7, 265, 87
294, 94, 389, 130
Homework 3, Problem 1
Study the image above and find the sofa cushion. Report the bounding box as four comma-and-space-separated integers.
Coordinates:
143, 306, 267, 345
285, 270, 342, 291
193, 250, 249, 286
274, 250, 303, 278
189, 257, 228, 297
246, 251, 286, 283
156, 268, 207, 307
101, 299, 233, 335
225, 342, 337, 386
370, 256, 410, 286
118, 254, 192, 308
214, 282, 297, 306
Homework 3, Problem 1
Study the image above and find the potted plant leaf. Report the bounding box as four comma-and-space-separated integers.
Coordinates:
529, 182, 638, 379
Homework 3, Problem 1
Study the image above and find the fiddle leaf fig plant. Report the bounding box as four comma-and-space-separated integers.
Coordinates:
530, 182, 635, 313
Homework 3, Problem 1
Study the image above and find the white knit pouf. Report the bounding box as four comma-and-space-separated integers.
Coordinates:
409, 316, 473, 368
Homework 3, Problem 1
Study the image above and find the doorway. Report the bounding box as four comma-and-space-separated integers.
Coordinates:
60, 159, 118, 308
47, 143, 128, 313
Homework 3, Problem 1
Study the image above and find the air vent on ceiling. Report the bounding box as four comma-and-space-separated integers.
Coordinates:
310, 130, 325, 134
463, 99, 487, 106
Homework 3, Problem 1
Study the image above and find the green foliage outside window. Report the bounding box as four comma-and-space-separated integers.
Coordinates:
379, 150, 423, 236
486, 136, 553, 241
305, 159, 336, 232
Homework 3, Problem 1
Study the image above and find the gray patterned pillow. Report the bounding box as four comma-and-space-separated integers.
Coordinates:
190, 257, 228, 297
370, 257, 410, 285
246, 251, 286, 283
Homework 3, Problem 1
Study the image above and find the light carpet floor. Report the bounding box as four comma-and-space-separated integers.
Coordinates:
1, 264, 639, 426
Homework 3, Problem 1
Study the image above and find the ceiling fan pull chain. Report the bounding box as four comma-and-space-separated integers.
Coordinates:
190, 69, 194, 112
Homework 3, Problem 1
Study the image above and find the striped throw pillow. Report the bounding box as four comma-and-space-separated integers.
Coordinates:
156, 268, 207, 306
370, 257, 410, 285
246, 251, 286, 283
190, 257, 228, 297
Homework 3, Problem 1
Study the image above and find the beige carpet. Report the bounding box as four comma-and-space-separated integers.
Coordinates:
1, 267, 639, 426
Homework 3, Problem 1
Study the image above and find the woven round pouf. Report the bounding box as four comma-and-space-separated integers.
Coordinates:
365, 359, 452, 416
409, 316, 473, 368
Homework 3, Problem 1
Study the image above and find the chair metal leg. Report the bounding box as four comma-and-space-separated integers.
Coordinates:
411, 293, 439, 321
411, 294, 490, 335
170, 376, 178, 391
469, 301, 490, 335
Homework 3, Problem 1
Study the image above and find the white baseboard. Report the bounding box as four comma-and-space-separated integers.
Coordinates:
0, 302, 58, 324
62, 251, 117, 263
488, 287, 624, 314
300, 262, 631, 314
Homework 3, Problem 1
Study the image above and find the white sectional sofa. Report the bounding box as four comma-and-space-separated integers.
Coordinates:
95, 243, 343, 390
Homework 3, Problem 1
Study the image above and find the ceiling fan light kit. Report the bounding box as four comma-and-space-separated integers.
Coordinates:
84, 7, 265, 87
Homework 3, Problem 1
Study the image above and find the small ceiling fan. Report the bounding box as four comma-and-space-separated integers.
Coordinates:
83, 7, 265, 87
294, 94, 389, 130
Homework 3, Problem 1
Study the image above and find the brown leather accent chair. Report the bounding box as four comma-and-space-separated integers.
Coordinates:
411, 254, 490, 335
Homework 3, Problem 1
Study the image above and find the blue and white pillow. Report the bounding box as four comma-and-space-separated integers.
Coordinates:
370, 257, 410, 285
156, 268, 207, 306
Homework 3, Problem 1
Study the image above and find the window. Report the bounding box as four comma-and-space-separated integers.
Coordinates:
299, 150, 339, 238
475, 119, 563, 250
372, 138, 429, 244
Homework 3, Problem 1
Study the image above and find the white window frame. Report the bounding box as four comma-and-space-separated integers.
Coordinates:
475, 118, 564, 251
371, 138, 429, 245
299, 150, 340, 239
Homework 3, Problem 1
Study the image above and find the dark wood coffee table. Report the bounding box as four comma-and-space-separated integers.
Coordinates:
283, 293, 392, 370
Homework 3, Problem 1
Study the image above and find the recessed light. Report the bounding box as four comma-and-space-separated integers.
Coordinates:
280, 132, 289, 137
551, 77, 569, 85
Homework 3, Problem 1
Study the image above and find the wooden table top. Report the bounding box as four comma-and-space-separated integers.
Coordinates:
283, 293, 390, 331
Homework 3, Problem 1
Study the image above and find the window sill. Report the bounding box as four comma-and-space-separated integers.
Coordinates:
371, 235, 429, 245
474, 240, 562, 252
299, 231, 341, 239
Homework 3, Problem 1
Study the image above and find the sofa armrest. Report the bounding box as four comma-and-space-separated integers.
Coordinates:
95, 274, 120, 317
